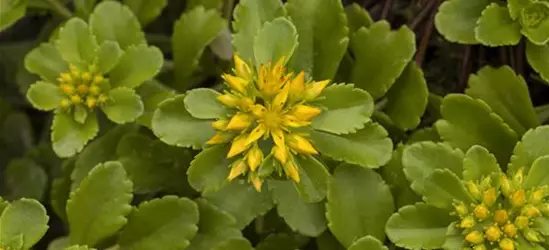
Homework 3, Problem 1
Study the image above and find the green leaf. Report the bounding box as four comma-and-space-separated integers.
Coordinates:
109, 45, 163, 89
526, 41, 549, 84
434, 0, 490, 44
475, 3, 521, 46
74, 0, 97, 19
89, 1, 146, 50
73, 105, 88, 124
510, 126, 549, 173
294, 155, 330, 203
254, 17, 298, 68
135, 80, 176, 128
383, 62, 428, 131
509, 0, 531, 19
173, 6, 226, 86
27, 81, 64, 111
123, 0, 168, 26
48, 236, 69, 250
466, 66, 538, 135
101, 87, 144, 124
0, 0, 26, 32
184, 88, 228, 119
524, 155, 549, 189
51, 110, 99, 158
286, 0, 349, 80
402, 142, 464, 195
350, 22, 415, 99
311, 84, 373, 135
326, 164, 394, 247
435, 94, 518, 166
64, 245, 94, 250
152, 95, 216, 149
117, 196, 199, 250
96, 41, 122, 74
0, 198, 49, 250
316, 231, 345, 250
4, 158, 47, 201
423, 169, 473, 209
187, 145, 230, 192
407, 127, 441, 144
256, 233, 309, 250
310, 122, 393, 168
463, 145, 501, 181
25, 43, 68, 83
348, 236, 388, 250
533, 217, 549, 236
386, 203, 454, 249
186, 198, 244, 250
67, 162, 133, 247
232, 0, 285, 63
269, 180, 327, 237
57, 18, 98, 66
520, 2, 549, 45
51, 159, 75, 222
204, 181, 274, 229
380, 146, 422, 209
345, 3, 373, 34
213, 238, 254, 250
187, 0, 222, 10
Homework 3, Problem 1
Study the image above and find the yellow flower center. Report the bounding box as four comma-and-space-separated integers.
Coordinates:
57, 64, 108, 110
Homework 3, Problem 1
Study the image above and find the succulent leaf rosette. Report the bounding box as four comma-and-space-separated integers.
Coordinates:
24, 1, 163, 158
386, 126, 549, 250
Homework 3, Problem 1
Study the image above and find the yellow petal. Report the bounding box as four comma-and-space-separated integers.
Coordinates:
304, 80, 330, 100
270, 129, 285, 147
272, 144, 288, 164
289, 71, 305, 101
282, 115, 311, 128
247, 144, 263, 172
217, 93, 240, 108
222, 74, 248, 93
250, 174, 264, 192
226, 112, 253, 130
283, 159, 300, 183
234, 55, 252, 81
247, 124, 267, 145
228, 159, 247, 180
288, 105, 322, 121
227, 135, 250, 158
258, 65, 267, 91
212, 120, 229, 130
238, 97, 255, 111
206, 132, 232, 145
287, 134, 318, 155
271, 84, 290, 111
250, 104, 267, 118
272, 56, 287, 76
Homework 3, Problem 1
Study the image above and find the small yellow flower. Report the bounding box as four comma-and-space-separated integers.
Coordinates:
499, 238, 515, 250
467, 181, 482, 200
228, 159, 247, 180
494, 209, 508, 225
510, 189, 526, 207
503, 223, 517, 237
465, 231, 484, 244
485, 225, 501, 242
56, 64, 106, 110
460, 216, 475, 228
474, 204, 489, 220
483, 187, 497, 207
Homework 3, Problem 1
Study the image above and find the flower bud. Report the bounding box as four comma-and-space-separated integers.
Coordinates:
454, 203, 468, 217
503, 223, 517, 237
483, 187, 497, 207
474, 204, 489, 220
514, 216, 529, 229
513, 168, 524, 185
460, 216, 475, 229
465, 231, 484, 244
499, 238, 515, 250
530, 187, 547, 204
467, 181, 482, 200
524, 228, 543, 242
522, 204, 541, 218
501, 175, 512, 197
494, 209, 509, 225
485, 225, 502, 242
510, 189, 526, 207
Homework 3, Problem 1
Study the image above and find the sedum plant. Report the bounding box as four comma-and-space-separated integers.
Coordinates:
0, 198, 48, 250
24, 1, 163, 158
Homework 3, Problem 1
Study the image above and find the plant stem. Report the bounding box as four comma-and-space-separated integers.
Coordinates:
45, 0, 72, 19
415, 8, 436, 66
223, 0, 235, 20
409, 0, 437, 30
459, 46, 472, 91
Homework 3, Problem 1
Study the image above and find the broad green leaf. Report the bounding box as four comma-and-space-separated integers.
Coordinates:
350, 22, 415, 99
442, 223, 466, 250
294, 155, 330, 203
74, 0, 97, 19
72, 124, 138, 188
117, 196, 199, 250
109, 45, 163, 89
286, 0, 349, 80
152, 95, 216, 149
51, 110, 99, 158
4, 158, 47, 201
51, 159, 76, 222
212, 238, 254, 250
269, 180, 327, 237
173, 6, 225, 87
187, 0, 222, 10
524, 155, 549, 189
533, 217, 549, 236
135, 80, 176, 128
255, 233, 309, 250
463, 145, 501, 181
348, 236, 388, 250
0, 199, 48, 250
345, 3, 373, 34
73, 106, 88, 124
509, 0, 532, 19
526, 41, 549, 84
0, 0, 26, 32
123, 0, 168, 26
316, 231, 345, 250
407, 127, 441, 144
48, 236, 69, 250
67, 162, 133, 246
232, 0, 285, 62
435, 94, 518, 166
25, 43, 68, 83
386, 203, 454, 249
326, 164, 394, 247
311, 84, 373, 135
57, 18, 98, 67
101, 87, 144, 124
204, 181, 274, 229
89, 1, 146, 50
187, 198, 244, 250
184, 88, 228, 119
310, 122, 392, 168
423, 169, 473, 209
434, 0, 490, 44
383, 62, 428, 131
466, 66, 538, 135
520, 2, 549, 45
381, 146, 422, 209
187, 145, 230, 192
475, 3, 521, 46
254, 17, 298, 68
402, 142, 464, 195
510, 126, 549, 174
96, 41, 122, 74
517, 236, 545, 250
27, 81, 64, 111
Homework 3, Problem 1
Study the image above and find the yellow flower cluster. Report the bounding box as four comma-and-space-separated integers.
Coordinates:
207, 55, 329, 191
58, 64, 108, 110
453, 169, 549, 250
